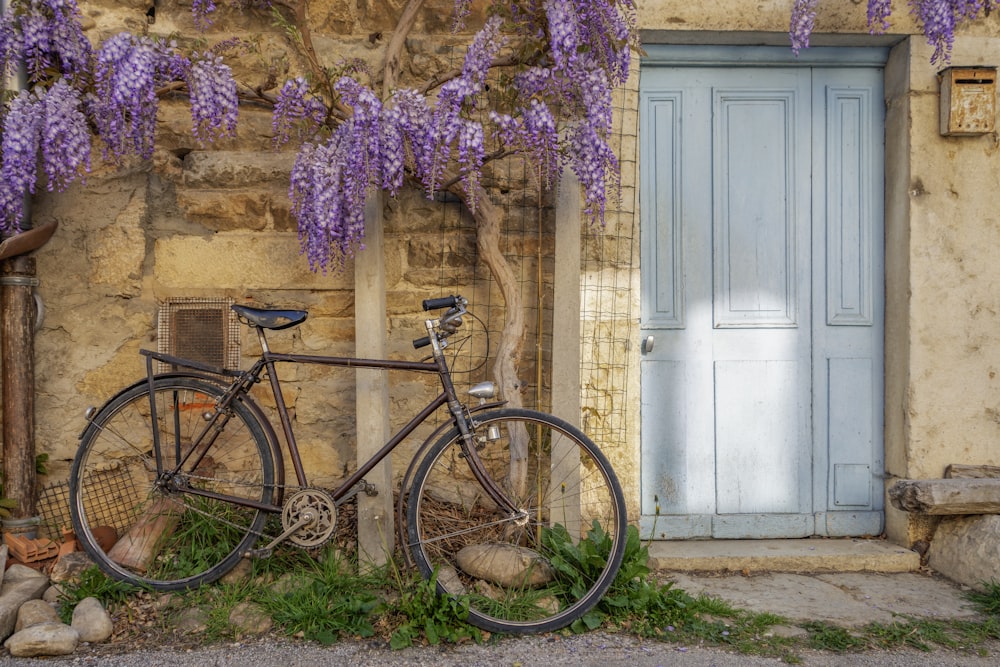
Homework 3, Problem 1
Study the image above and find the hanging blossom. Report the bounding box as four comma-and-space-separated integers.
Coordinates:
272, 77, 328, 147
790, 0, 819, 55
793, 1, 998, 64
90, 33, 187, 161
40, 78, 91, 192
289, 77, 385, 271
186, 52, 239, 144
0, 0, 92, 84
0, 91, 41, 234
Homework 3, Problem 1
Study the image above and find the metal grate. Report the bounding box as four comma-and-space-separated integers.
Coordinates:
157, 297, 241, 372
37, 480, 71, 541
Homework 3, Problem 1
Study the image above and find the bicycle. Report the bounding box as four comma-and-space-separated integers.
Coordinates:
69, 295, 627, 634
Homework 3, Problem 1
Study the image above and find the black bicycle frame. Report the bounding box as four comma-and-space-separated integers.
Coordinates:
140, 326, 519, 519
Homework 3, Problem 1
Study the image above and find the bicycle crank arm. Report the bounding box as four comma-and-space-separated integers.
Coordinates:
244, 511, 315, 559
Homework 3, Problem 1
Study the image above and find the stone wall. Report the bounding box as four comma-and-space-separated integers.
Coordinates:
23, 0, 554, 498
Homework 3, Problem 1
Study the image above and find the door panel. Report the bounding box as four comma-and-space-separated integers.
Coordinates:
639, 53, 884, 540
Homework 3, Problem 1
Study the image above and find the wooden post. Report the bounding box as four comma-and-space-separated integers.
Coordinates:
1, 255, 38, 519
355, 190, 393, 566
551, 171, 582, 536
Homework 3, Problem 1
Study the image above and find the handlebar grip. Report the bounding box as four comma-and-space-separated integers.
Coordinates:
422, 296, 457, 311
413, 336, 431, 349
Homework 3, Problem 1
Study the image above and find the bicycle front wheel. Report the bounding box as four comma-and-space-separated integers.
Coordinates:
70, 376, 275, 590
406, 408, 627, 634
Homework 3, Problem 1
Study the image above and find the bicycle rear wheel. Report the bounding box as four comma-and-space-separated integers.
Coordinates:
70, 376, 275, 590
406, 408, 627, 634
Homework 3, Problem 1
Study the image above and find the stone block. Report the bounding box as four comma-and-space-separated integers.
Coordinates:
153, 233, 351, 291
0, 571, 51, 641
927, 514, 1000, 591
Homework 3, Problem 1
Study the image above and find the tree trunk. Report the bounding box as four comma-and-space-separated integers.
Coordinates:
467, 187, 529, 495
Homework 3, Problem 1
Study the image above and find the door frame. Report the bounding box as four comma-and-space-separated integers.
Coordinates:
637, 44, 890, 540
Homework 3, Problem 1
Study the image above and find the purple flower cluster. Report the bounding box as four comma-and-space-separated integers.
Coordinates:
0, 80, 90, 233
867, 0, 892, 33
794, 1, 996, 63
909, 0, 997, 63
186, 53, 239, 144
790, 0, 819, 55
0, 0, 91, 83
288, 15, 512, 267
272, 77, 328, 147
90, 33, 186, 161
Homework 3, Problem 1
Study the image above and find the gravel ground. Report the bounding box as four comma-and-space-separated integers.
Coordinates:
6, 632, 1000, 666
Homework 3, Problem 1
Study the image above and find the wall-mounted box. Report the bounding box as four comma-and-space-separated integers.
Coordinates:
939, 66, 996, 136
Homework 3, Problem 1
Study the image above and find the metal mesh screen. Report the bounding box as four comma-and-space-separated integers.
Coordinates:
157, 297, 241, 372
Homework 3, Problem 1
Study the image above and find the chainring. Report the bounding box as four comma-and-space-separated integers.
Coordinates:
281, 488, 337, 548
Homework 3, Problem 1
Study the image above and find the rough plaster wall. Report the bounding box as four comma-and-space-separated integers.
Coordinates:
901, 36, 1000, 485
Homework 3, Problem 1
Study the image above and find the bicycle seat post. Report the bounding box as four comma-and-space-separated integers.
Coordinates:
254, 325, 271, 354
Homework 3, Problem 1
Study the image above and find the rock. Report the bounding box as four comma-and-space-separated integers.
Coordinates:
3, 621, 79, 657
71, 597, 114, 643
0, 544, 7, 587
3, 564, 47, 584
219, 558, 253, 585
49, 552, 96, 584
927, 515, 1000, 591
15, 599, 60, 632
0, 568, 50, 641
436, 565, 467, 595
456, 543, 556, 588
43, 584, 64, 604
228, 602, 272, 635
174, 607, 209, 635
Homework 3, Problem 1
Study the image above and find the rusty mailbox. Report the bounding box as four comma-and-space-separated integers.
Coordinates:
939, 66, 997, 136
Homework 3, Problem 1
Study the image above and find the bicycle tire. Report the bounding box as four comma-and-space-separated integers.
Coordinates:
406, 408, 627, 634
70, 376, 275, 590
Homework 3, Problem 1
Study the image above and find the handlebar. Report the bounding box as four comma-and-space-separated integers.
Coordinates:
413, 295, 467, 349
422, 296, 458, 311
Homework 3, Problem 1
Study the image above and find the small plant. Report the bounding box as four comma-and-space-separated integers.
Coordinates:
257, 550, 383, 644
57, 566, 143, 623
388, 568, 482, 649
803, 621, 868, 652
968, 581, 1000, 616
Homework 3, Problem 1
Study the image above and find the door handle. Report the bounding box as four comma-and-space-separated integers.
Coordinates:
641, 335, 654, 354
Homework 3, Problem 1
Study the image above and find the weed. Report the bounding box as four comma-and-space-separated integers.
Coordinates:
388, 567, 482, 649
257, 550, 383, 644
57, 566, 144, 623
803, 621, 868, 652
968, 581, 1000, 616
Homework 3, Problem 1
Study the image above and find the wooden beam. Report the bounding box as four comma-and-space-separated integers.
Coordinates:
551, 171, 582, 428
355, 190, 393, 566
888, 478, 1000, 515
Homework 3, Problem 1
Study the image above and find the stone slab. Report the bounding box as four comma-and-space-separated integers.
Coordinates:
666, 571, 982, 627
927, 514, 1000, 591
648, 538, 919, 573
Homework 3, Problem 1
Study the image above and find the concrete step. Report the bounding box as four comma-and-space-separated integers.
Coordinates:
648, 538, 920, 574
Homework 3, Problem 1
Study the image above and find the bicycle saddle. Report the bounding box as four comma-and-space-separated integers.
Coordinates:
231, 304, 308, 330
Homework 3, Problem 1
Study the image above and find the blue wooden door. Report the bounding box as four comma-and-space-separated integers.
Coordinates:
639, 48, 885, 539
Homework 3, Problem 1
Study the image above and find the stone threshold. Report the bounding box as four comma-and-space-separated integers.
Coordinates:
647, 538, 920, 574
